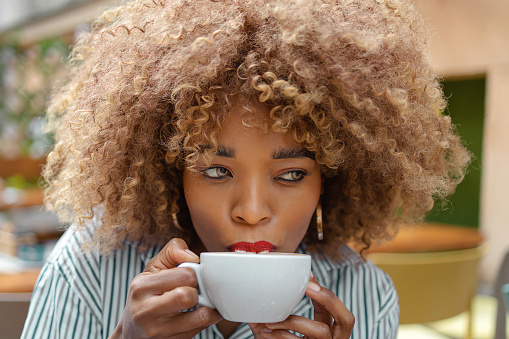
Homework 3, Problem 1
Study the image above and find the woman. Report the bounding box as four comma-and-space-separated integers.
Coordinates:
22, 0, 470, 338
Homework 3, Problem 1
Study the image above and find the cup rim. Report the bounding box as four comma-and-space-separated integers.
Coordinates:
200, 252, 311, 258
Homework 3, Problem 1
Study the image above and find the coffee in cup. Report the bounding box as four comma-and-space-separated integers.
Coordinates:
179, 252, 311, 323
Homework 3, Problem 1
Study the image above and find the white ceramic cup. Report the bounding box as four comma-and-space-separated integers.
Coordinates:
179, 252, 311, 323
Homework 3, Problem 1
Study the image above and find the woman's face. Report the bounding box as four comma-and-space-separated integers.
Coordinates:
183, 101, 322, 254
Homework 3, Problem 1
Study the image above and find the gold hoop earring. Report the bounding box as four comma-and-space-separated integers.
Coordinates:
172, 212, 182, 230
316, 201, 323, 241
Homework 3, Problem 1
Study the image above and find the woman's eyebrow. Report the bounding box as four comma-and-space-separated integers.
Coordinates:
272, 148, 315, 160
215, 145, 235, 158
210, 145, 314, 160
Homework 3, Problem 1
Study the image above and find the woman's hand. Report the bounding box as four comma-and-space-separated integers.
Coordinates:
109, 238, 222, 339
249, 275, 354, 339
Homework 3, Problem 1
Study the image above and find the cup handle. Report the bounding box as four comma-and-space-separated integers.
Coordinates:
178, 262, 215, 309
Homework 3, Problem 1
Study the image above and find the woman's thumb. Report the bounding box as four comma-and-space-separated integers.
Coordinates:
144, 238, 199, 273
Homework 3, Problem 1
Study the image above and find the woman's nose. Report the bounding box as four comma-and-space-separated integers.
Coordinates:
231, 178, 271, 225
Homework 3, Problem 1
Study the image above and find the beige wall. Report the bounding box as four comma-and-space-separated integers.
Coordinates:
414, 0, 509, 77
414, 0, 509, 283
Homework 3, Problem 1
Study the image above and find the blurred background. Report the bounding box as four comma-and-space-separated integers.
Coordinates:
0, 0, 508, 338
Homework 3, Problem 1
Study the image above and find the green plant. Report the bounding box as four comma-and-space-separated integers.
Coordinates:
0, 34, 70, 159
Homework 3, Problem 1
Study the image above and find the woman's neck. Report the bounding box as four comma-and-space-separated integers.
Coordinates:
216, 319, 241, 338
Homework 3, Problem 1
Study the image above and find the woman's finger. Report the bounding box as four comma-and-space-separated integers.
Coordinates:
136, 306, 222, 338
249, 323, 304, 339
260, 328, 299, 338
308, 276, 333, 328
130, 286, 199, 320
144, 238, 200, 273
131, 267, 198, 296
265, 315, 331, 338
305, 283, 355, 339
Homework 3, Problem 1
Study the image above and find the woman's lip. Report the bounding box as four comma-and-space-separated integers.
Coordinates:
227, 241, 276, 253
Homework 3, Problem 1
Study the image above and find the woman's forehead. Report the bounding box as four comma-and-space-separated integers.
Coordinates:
216, 101, 298, 146
189, 102, 307, 157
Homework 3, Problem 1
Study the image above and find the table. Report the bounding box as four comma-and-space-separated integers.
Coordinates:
0, 269, 41, 293
367, 222, 484, 253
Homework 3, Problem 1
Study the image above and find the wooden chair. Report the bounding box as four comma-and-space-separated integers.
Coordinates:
369, 244, 486, 339
494, 249, 509, 339
503, 284, 509, 313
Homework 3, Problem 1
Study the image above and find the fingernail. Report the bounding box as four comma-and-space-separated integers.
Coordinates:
185, 249, 199, 259
307, 281, 321, 292
262, 328, 273, 333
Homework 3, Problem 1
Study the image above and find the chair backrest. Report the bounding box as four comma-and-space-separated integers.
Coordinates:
369, 245, 486, 324
503, 284, 509, 314
494, 250, 509, 339
0, 293, 32, 339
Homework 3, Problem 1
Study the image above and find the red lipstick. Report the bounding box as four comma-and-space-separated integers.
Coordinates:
228, 241, 276, 253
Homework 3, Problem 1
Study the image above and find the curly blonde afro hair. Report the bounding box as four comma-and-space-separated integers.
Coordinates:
43, 0, 471, 255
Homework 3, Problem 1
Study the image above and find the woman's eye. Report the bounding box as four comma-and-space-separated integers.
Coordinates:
201, 166, 232, 179
276, 170, 307, 182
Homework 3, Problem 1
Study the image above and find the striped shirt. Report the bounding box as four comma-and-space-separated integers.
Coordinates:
21, 224, 399, 339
